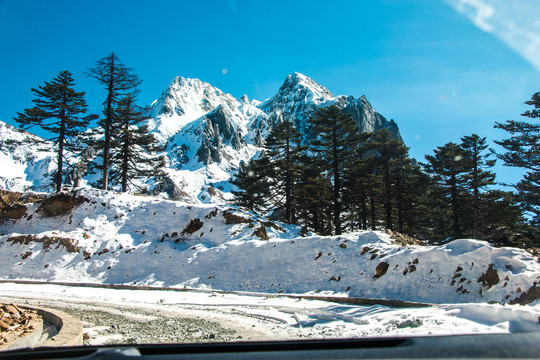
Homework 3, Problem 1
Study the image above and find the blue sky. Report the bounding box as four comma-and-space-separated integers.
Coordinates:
1, 0, 539, 185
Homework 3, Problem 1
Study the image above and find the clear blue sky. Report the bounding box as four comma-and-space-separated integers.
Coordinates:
1, 0, 539, 185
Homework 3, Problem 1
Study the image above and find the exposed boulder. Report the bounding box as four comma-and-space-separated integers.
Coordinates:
181, 218, 204, 236
374, 262, 390, 279
36, 192, 88, 217
477, 264, 500, 289
152, 177, 191, 201
0, 190, 46, 220
222, 210, 252, 225
253, 224, 269, 240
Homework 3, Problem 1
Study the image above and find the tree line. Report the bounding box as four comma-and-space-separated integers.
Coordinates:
14, 53, 164, 193
233, 94, 540, 247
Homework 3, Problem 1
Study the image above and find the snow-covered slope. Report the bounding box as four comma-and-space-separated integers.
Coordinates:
1, 189, 539, 305
0, 121, 56, 192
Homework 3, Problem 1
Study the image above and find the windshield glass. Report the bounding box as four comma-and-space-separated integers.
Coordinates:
0, 0, 539, 351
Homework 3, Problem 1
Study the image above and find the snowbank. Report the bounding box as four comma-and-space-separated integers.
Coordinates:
1, 189, 539, 305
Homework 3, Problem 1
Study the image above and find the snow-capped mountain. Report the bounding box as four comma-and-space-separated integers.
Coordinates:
147, 72, 401, 202
0, 73, 402, 201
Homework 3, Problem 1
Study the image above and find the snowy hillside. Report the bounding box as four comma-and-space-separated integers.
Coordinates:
0, 121, 56, 192
1, 189, 539, 306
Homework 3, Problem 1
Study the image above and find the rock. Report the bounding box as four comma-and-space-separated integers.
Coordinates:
374, 262, 390, 279
152, 177, 191, 201
262, 221, 284, 232
253, 224, 269, 240
222, 210, 252, 225
37, 192, 88, 217
7, 234, 81, 253
181, 218, 204, 235
477, 264, 500, 289
509, 283, 540, 305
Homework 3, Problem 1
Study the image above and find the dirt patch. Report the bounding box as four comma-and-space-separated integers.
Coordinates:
374, 262, 389, 279
253, 224, 270, 240
509, 282, 540, 305
36, 192, 88, 217
0, 303, 41, 348
477, 264, 500, 289
262, 221, 284, 232
222, 210, 252, 225
386, 229, 425, 246
181, 218, 204, 235
7, 234, 81, 253
0, 190, 46, 220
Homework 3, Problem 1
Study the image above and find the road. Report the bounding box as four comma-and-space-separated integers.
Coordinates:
1, 281, 537, 346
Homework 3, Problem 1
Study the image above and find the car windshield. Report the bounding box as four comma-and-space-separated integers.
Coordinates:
0, 0, 539, 353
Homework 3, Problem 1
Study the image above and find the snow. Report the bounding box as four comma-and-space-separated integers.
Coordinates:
0, 189, 539, 339
1, 188, 539, 306
0, 121, 56, 192
1, 282, 539, 340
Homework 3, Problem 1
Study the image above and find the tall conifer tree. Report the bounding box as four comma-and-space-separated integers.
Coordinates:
423, 142, 467, 238
14, 70, 96, 192
495, 89, 540, 226
86, 53, 141, 190
265, 120, 304, 223
110, 94, 164, 193
460, 134, 496, 238
308, 105, 360, 235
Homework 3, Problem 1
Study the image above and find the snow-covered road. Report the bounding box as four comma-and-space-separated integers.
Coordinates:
1, 282, 539, 346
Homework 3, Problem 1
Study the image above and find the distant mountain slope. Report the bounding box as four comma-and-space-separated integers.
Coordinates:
1, 189, 539, 305
1, 73, 402, 201
0, 121, 56, 192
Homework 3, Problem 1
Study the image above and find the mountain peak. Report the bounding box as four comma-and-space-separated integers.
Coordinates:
281, 72, 334, 99
260, 73, 335, 118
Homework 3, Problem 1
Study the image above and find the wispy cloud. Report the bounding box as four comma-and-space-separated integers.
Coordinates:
444, 0, 540, 73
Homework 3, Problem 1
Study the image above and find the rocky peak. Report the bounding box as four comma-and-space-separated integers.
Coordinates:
148, 76, 241, 144
263, 73, 335, 110
259, 73, 336, 133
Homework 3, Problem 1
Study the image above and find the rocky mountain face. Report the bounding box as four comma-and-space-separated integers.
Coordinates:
0, 73, 402, 202
147, 72, 402, 202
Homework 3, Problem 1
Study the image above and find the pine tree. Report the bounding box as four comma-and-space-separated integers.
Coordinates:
308, 105, 361, 235
232, 157, 272, 212
295, 154, 333, 235
460, 134, 496, 238
264, 120, 304, 223
494, 89, 540, 226
367, 129, 410, 232
342, 133, 372, 231
479, 190, 525, 245
13, 70, 96, 192
109, 94, 164, 193
86, 53, 141, 190
423, 142, 467, 239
